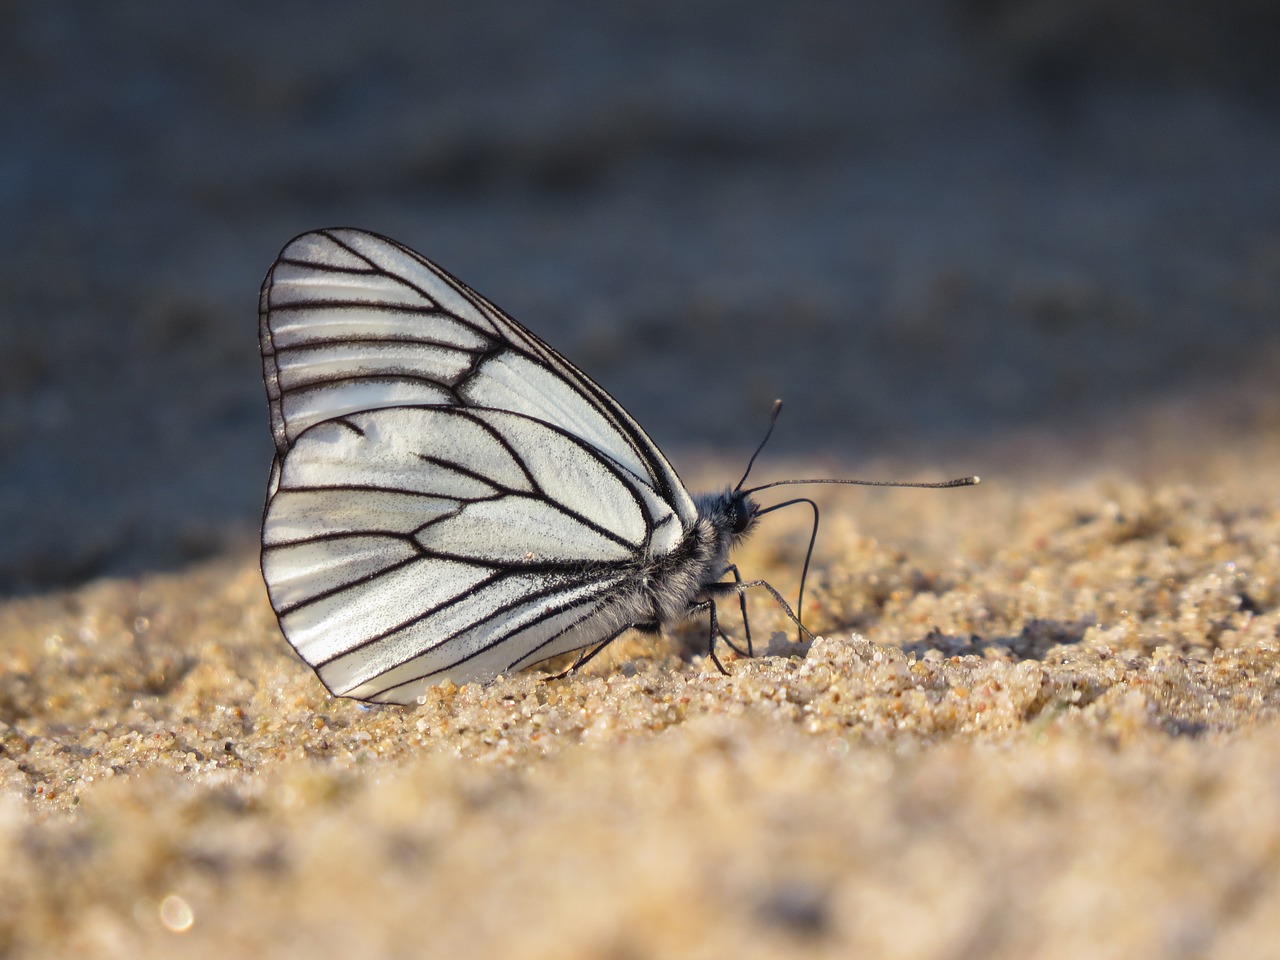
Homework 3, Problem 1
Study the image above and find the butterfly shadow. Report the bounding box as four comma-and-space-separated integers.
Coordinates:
900, 617, 1091, 662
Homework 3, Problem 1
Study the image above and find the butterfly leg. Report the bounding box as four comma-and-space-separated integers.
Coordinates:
704, 598, 730, 675
545, 621, 659, 681
680, 599, 731, 674
720, 563, 754, 657
704, 578, 816, 644
690, 566, 752, 659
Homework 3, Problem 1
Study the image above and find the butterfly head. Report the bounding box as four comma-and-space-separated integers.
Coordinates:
695, 488, 761, 548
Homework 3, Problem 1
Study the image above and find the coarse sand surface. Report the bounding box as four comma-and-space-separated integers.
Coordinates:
4, 5, 1280, 957
2, 389, 1279, 960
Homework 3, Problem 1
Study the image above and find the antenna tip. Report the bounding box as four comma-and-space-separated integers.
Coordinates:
971, 475, 981, 485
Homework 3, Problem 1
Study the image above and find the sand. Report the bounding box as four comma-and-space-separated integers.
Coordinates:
4, 4, 1279, 957
2, 391, 1279, 960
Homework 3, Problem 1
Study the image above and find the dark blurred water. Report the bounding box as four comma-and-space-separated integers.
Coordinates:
1, 1, 1278, 592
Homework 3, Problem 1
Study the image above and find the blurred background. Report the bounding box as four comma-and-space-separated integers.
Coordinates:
1, 0, 1278, 594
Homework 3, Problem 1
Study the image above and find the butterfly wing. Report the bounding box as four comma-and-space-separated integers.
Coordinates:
259, 229, 693, 701
263, 406, 665, 702
260, 228, 694, 519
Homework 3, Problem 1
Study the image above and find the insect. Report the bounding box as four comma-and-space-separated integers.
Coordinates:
259, 229, 977, 703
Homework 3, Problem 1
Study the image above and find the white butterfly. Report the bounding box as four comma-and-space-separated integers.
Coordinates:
259, 229, 975, 703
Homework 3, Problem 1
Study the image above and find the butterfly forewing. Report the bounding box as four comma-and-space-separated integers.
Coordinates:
259, 230, 696, 701
261, 229, 694, 518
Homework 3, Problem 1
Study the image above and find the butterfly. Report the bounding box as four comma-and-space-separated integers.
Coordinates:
259, 229, 976, 703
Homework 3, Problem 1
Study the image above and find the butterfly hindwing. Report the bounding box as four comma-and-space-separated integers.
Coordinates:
263, 405, 671, 701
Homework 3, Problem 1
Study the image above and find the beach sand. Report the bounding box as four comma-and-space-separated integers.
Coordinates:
3, 386, 1278, 960
4, 3, 1280, 956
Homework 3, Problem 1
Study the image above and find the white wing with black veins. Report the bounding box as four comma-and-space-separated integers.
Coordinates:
259, 229, 695, 702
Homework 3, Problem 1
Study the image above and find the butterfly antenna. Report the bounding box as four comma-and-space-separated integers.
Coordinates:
734, 399, 784, 492
742, 475, 979, 497
755, 497, 820, 644
747, 475, 979, 643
